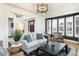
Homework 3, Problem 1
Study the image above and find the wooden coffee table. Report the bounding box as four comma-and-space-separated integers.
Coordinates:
37, 42, 68, 56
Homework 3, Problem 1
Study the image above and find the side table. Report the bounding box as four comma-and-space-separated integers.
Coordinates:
7, 43, 25, 56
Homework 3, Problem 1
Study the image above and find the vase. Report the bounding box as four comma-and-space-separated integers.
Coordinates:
14, 41, 19, 45
51, 41, 55, 47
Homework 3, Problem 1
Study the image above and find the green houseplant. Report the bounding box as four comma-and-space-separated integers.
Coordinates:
12, 31, 22, 42
44, 32, 47, 36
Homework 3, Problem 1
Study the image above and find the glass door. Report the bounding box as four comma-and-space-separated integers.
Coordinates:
75, 15, 79, 38
52, 19, 57, 33
66, 16, 73, 37
58, 18, 64, 35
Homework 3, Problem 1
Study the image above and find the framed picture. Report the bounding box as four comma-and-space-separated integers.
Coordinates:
28, 20, 35, 32
11, 23, 14, 28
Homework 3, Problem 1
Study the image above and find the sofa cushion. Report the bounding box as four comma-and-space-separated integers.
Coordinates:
37, 38, 47, 44
26, 40, 39, 49
24, 34, 32, 43
20, 33, 33, 40
32, 32, 36, 40
36, 33, 43, 39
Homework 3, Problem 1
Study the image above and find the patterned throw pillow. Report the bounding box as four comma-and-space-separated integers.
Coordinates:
36, 33, 43, 39
24, 34, 32, 43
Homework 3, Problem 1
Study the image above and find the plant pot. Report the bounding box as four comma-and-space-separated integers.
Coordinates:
14, 41, 20, 45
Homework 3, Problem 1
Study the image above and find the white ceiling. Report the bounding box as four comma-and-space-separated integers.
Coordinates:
9, 3, 37, 13
8, 3, 79, 13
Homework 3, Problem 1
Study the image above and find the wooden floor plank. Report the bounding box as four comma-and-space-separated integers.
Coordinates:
64, 39, 79, 56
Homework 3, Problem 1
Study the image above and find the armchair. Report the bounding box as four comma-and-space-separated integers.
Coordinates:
53, 32, 64, 43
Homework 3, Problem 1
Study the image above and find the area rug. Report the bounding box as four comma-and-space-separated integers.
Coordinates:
67, 46, 77, 56
29, 46, 77, 56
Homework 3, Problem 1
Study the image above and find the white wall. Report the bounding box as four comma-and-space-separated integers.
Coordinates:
0, 4, 8, 48
35, 16, 45, 33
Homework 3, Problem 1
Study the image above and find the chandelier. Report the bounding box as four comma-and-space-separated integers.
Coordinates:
37, 3, 48, 13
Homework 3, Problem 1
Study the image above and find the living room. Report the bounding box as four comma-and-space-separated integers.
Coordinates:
0, 2, 79, 56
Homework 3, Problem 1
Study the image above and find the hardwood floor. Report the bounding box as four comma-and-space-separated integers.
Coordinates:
64, 39, 79, 56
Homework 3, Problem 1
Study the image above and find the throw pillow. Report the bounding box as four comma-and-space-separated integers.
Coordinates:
58, 33, 63, 39
24, 34, 32, 42
0, 47, 6, 56
36, 33, 43, 39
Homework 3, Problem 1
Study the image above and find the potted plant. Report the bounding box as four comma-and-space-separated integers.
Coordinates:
12, 30, 22, 45
44, 32, 47, 36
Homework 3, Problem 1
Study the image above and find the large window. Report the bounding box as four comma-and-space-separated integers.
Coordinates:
46, 13, 79, 41
66, 16, 73, 37
52, 19, 57, 33
58, 18, 64, 35
47, 20, 51, 34
75, 15, 79, 37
